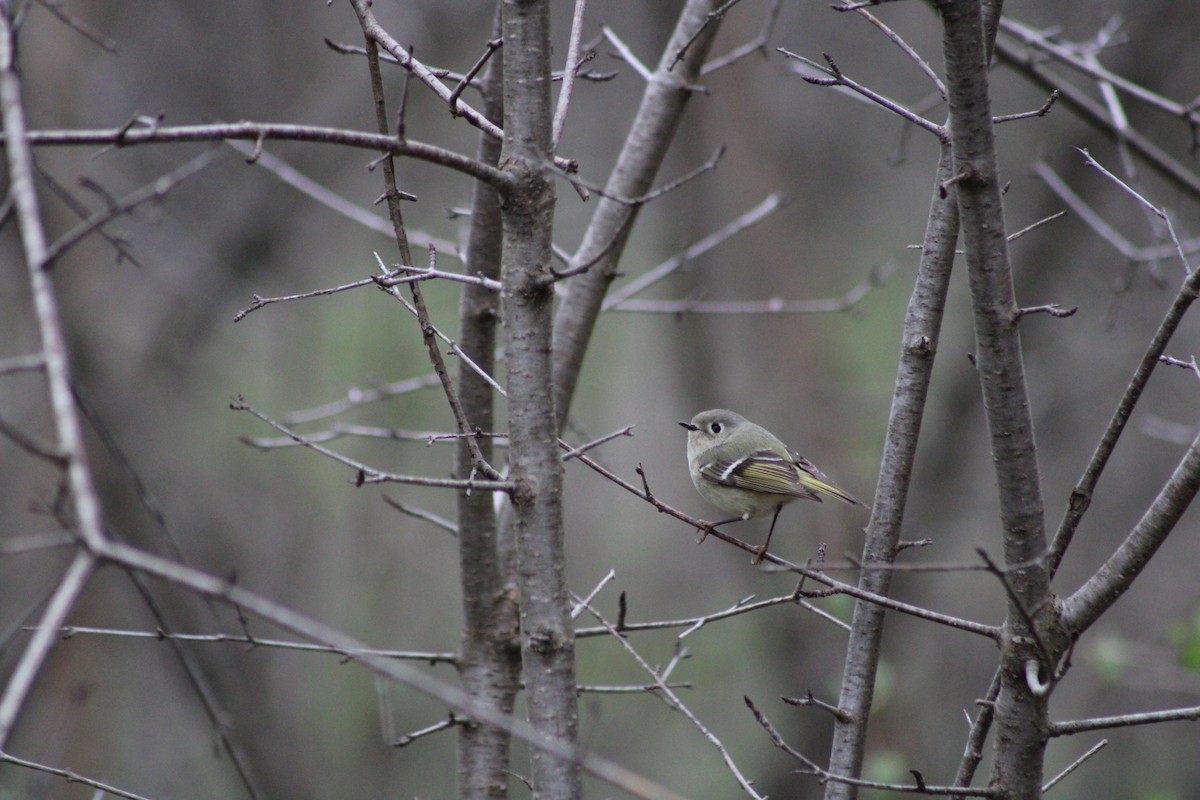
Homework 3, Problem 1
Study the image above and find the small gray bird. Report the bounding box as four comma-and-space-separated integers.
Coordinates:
680, 409, 865, 563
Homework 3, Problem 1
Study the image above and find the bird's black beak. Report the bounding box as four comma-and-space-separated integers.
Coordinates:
678, 421, 698, 431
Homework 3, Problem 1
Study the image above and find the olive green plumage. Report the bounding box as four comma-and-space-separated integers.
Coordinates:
680, 409, 864, 563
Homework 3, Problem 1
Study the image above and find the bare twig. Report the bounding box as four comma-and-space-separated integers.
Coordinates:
0, 353, 45, 375
244, 425, 506, 450
600, 193, 789, 311
1049, 212, 1200, 575
234, 278, 376, 322
745, 696, 1000, 796
781, 49, 946, 138
346, 0, 575, 173
575, 591, 849, 639
0, 749, 151, 800
608, 262, 896, 315
393, 714, 466, 747
32, 0, 118, 51
232, 397, 512, 492
701, 0, 782, 75
575, 596, 764, 798
1079, 148, 1194, 274
851, 5, 946, 99
376, 264, 502, 292
1051, 706, 1200, 736
0, 411, 64, 465
1041, 740, 1107, 794
559, 144, 725, 210
1015, 303, 1077, 320
44, 150, 217, 268
559, 427, 634, 462
999, 17, 1200, 134
994, 34, 1200, 202
283, 373, 442, 424
372, 255, 508, 400
672, 0, 744, 71
781, 690, 850, 722
552, 0, 587, 150
22, 120, 511, 188
382, 495, 460, 535
448, 39, 504, 118
602, 25, 653, 82
225, 140, 458, 254
46, 624, 460, 664
569, 569, 617, 620
993, 90, 1059, 124
82, 537, 684, 799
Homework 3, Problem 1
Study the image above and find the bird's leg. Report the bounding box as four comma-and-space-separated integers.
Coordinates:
752, 505, 783, 564
697, 513, 751, 543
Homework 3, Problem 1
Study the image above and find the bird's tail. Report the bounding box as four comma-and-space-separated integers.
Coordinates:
795, 457, 867, 507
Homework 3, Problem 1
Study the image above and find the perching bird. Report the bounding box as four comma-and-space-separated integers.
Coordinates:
680, 409, 865, 564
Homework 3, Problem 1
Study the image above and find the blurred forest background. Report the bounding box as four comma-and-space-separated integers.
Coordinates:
3, 0, 1200, 798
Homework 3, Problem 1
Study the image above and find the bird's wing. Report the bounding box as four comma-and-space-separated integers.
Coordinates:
698, 448, 821, 500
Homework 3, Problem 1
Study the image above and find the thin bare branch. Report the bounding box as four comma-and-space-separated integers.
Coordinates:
560, 426, 634, 462
600, 193, 790, 311
1063, 425, 1200, 634
559, 144, 725, 210
602, 25, 653, 82
1051, 705, 1200, 736
575, 596, 765, 799
745, 697, 1000, 796
1015, 303, 1077, 319
701, 0, 782, 75
19, 120, 511, 189
234, 278, 376, 322
376, 264, 502, 292
447, 38, 504, 119
1049, 218, 1200, 576
225, 140, 458, 254
346, 0, 575, 174
0, 411, 64, 465
552, 0, 587, 151
393, 714, 466, 747
231, 397, 512, 492
0, 552, 96, 748
569, 569, 616, 620
851, 5, 946, 99
993, 90, 1059, 124
608, 261, 895, 315
1080, 148, 1194, 274
994, 34, 1200, 202
372, 254, 507, 398
32, 0, 117, 51
244, 425, 506, 450
1041, 740, 1107, 794
0, 353, 45, 375
831, 0, 906, 11
45, 624, 460, 664
283, 373, 442, 424
672, 0, 744, 71
999, 17, 1200, 135
85, 537, 684, 800
44, 150, 217, 268
382, 495, 460, 535
0, 749, 151, 800
781, 49, 946, 138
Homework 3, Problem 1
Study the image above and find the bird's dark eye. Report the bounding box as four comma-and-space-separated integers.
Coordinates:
710, 422, 722, 434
